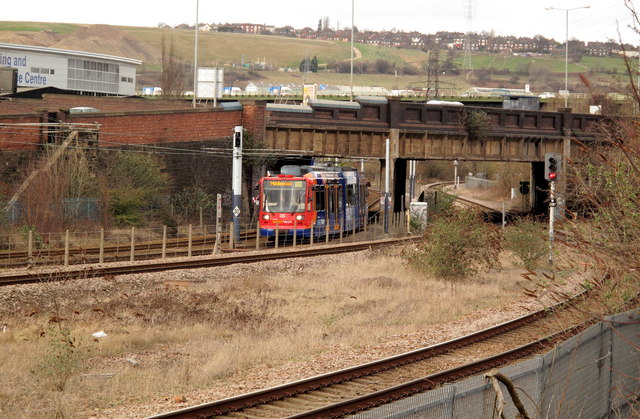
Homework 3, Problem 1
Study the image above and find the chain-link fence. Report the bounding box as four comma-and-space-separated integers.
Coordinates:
354, 309, 640, 418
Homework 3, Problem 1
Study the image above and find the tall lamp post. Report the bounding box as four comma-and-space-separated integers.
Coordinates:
192, 0, 199, 109
350, 0, 355, 102
546, 5, 590, 108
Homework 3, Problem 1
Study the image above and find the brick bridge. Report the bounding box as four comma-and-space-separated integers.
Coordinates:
0, 94, 601, 216
264, 97, 601, 212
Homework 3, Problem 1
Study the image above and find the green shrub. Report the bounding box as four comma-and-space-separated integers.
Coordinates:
465, 110, 492, 140
410, 210, 501, 280
33, 324, 83, 391
105, 152, 168, 227
504, 219, 548, 270
170, 186, 213, 222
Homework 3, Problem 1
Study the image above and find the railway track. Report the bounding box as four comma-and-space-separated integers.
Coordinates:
149, 293, 593, 419
0, 236, 416, 286
0, 230, 257, 268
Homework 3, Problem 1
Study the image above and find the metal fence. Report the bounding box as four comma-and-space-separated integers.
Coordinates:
354, 309, 640, 418
0, 210, 415, 268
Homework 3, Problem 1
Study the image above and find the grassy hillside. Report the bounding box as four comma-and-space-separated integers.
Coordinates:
0, 21, 79, 34
0, 21, 630, 93
121, 26, 353, 69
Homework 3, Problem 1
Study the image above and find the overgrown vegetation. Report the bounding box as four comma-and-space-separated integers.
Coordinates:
33, 323, 83, 392
104, 151, 168, 227
465, 110, 492, 141
504, 219, 548, 270
527, 0, 640, 313
410, 209, 501, 280
170, 186, 213, 223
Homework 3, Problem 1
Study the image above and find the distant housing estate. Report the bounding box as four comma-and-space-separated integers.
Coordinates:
181, 22, 630, 57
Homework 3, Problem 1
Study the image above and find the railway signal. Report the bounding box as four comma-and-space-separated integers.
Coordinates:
545, 153, 562, 181
544, 152, 561, 266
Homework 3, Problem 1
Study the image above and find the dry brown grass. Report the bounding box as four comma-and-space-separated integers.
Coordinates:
0, 248, 530, 417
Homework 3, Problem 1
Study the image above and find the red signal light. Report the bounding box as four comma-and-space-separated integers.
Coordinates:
549, 172, 556, 180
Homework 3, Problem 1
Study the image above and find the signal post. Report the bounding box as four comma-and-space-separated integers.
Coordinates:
545, 152, 562, 265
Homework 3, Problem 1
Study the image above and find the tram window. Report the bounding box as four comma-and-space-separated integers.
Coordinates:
315, 188, 325, 211
263, 180, 306, 212
329, 189, 335, 213
347, 185, 355, 206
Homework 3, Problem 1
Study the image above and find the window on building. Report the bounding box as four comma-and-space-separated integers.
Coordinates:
67, 58, 119, 94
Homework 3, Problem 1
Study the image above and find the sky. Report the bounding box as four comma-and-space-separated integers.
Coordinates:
3, 0, 639, 44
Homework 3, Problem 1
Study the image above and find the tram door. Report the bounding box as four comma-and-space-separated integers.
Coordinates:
328, 185, 341, 232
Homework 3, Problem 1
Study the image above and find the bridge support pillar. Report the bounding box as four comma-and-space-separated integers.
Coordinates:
393, 159, 407, 213
531, 161, 546, 214
379, 129, 405, 213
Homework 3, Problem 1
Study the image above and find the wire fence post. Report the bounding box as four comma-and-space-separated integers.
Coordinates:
27, 230, 33, 267
293, 219, 297, 247
130, 227, 135, 262
353, 215, 356, 236
99, 228, 105, 263
229, 222, 234, 249
64, 229, 69, 266
188, 224, 193, 257
275, 222, 279, 249
256, 221, 260, 249
162, 226, 167, 259
325, 221, 330, 243
310, 222, 314, 247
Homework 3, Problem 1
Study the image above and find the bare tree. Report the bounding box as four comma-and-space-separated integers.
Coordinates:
161, 32, 185, 97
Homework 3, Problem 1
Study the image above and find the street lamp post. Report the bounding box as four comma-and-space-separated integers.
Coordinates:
192, 0, 199, 108
546, 5, 590, 108
350, 0, 355, 102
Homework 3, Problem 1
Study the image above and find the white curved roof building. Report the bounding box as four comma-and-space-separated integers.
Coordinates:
0, 43, 141, 96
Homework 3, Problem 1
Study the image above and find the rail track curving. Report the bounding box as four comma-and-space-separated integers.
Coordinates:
149, 294, 594, 419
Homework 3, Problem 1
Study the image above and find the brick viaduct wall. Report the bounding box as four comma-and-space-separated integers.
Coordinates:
63, 108, 242, 145
0, 94, 193, 115
0, 95, 267, 215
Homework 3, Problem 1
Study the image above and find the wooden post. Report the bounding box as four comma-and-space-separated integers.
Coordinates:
275, 222, 279, 249
162, 226, 167, 259
293, 219, 297, 247
310, 222, 314, 247
229, 222, 234, 249
325, 221, 329, 243
64, 229, 69, 266
256, 221, 260, 249
199, 206, 203, 227
27, 230, 33, 267
339, 222, 343, 243
130, 227, 135, 262
99, 228, 105, 263
188, 224, 192, 257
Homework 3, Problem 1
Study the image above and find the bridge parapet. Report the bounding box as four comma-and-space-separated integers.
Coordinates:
264, 98, 601, 163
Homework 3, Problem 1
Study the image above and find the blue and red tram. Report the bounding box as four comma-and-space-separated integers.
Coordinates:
258, 164, 368, 240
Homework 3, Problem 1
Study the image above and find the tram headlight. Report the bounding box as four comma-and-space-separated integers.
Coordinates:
262, 214, 271, 220
295, 214, 304, 221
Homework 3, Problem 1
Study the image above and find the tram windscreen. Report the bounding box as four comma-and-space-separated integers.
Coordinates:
263, 180, 306, 213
